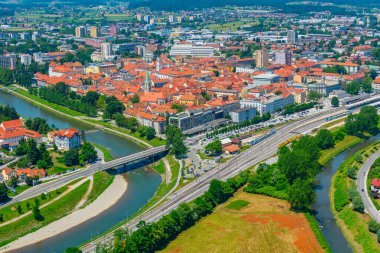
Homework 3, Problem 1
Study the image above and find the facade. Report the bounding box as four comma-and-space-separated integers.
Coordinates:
0, 119, 42, 146
255, 48, 269, 68
170, 44, 214, 57
230, 107, 257, 123
101, 42, 112, 60
90, 26, 100, 38
253, 74, 280, 87
287, 30, 298, 44
241, 94, 295, 115
20, 54, 32, 66
75, 26, 85, 38
48, 128, 81, 150
0, 54, 17, 69
274, 50, 292, 66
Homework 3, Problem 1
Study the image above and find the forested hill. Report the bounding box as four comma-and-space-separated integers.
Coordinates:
129, 0, 379, 11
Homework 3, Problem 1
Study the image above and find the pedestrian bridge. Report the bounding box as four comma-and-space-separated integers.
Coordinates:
99, 145, 168, 170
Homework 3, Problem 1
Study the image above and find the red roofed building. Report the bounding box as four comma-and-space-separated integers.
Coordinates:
16, 168, 46, 181
0, 119, 42, 148
48, 128, 81, 150
371, 178, 380, 198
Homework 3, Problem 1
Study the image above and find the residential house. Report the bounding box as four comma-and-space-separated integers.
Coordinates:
48, 128, 81, 150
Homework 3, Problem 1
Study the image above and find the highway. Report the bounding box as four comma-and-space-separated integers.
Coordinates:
81, 107, 345, 252
3, 145, 167, 208
357, 150, 380, 223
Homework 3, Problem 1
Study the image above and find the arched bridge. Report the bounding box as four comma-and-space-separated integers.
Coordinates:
99, 145, 168, 171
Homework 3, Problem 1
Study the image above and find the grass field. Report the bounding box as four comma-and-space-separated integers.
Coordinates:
159, 192, 323, 253
331, 143, 380, 253
319, 135, 362, 165
0, 185, 68, 223
205, 19, 259, 31
0, 180, 90, 246
83, 171, 114, 207
93, 143, 113, 162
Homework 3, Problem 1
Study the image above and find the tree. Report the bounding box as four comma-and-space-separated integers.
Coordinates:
352, 196, 364, 213
346, 81, 361, 95
288, 179, 315, 210
27, 139, 40, 165
166, 125, 187, 158
331, 96, 339, 107
205, 140, 222, 155
17, 205, 23, 214
308, 91, 321, 102
80, 142, 98, 164
315, 129, 334, 150
131, 93, 140, 104
97, 95, 106, 110
362, 77, 373, 93
368, 220, 380, 233
32, 205, 44, 221
64, 247, 82, 253
104, 97, 125, 119
145, 127, 156, 140
347, 167, 357, 179
64, 149, 80, 167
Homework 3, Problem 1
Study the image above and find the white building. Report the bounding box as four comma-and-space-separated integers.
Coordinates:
275, 50, 292, 66
170, 44, 214, 57
101, 42, 112, 60
0, 54, 17, 69
20, 54, 32, 66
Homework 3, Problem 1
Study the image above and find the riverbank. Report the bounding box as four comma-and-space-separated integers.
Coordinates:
330, 141, 380, 253
2, 174, 127, 252
0, 85, 155, 148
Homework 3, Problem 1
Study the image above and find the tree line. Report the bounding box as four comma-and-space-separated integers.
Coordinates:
93, 172, 249, 253
0, 105, 19, 122
206, 113, 271, 138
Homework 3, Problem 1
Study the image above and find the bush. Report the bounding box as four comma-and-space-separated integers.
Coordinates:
355, 154, 363, 163
352, 196, 364, 213
368, 220, 380, 234
334, 175, 350, 212
347, 167, 357, 179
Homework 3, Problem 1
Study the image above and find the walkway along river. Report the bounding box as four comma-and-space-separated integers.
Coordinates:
313, 134, 380, 253
0, 89, 162, 252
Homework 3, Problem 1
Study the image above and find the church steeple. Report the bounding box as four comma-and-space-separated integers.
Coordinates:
144, 70, 151, 93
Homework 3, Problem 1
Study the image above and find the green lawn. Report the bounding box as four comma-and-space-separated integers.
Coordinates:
7, 184, 32, 197
12, 87, 85, 117
83, 171, 114, 207
319, 135, 362, 165
331, 143, 380, 253
226, 199, 249, 210
0, 186, 69, 223
0, 180, 90, 247
92, 143, 113, 162
152, 160, 166, 175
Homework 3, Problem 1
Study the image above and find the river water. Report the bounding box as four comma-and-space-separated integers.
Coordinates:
313, 134, 380, 253
0, 90, 161, 252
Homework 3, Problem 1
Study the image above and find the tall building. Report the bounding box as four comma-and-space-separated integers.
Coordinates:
287, 30, 298, 44
255, 48, 269, 68
0, 54, 17, 69
169, 15, 174, 23
275, 50, 292, 66
75, 26, 85, 38
143, 15, 150, 23
101, 42, 112, 60
20, 54, 32, 66
90, 26, 100, 38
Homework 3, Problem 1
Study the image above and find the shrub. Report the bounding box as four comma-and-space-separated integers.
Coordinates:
352, 196, 364, 213
347, 167, 357, 179
368, 220, 380, 234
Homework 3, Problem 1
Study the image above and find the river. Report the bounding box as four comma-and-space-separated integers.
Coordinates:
313, 134, 380, 253
0, 89, 162, 252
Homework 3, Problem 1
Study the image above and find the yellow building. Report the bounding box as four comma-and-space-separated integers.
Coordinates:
75, 26, 85, 38
90, 26, 100, 38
